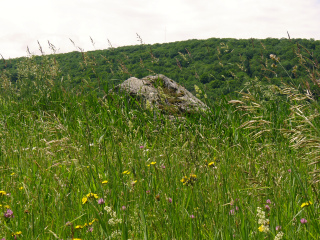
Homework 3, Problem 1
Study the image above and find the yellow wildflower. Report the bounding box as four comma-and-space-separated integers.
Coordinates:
11, 173, 15, 176
131, 180, 137, 185
122, 170, 130, 174
301, 201, 312, 208
0, 191, 6, 196
180, 176, 188, 183
150, 162, 156, 165
82, 193, 98, 204
86, 193, 99, 199
82, 197, 88, 204
258, 225, 265, 232
101, 180, 108, 184
12, 231, 22, 236
89, 218, 98, 225
19, 187, 24, 190
208, 162, 215, 167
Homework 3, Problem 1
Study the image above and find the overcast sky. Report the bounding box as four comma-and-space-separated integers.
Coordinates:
1, 0, 320, 59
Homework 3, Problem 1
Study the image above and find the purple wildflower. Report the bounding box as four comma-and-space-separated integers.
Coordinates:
300, 218, 307, 224
190, 214, 195, 219
146, 190, 150, 194
65, 221, 72, 226
4, 209, 14, 218
276, 226, 281, 231
265, 205, 270, 211
266, 199, 271, 204
98, 198, 105, 205
229, 209, 235, 215
235, 206, 239, 211
288, 169, 291, 173
122, 206, 126, 210
88, 227, 93, 232
168, 198, 172, 203
139, 146, 144, 149
161, 165, 166, 169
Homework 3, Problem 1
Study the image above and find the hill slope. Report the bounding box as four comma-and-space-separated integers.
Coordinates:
1, 37, 320, 100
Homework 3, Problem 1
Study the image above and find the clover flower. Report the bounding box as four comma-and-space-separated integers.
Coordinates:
4, 209, 14, 218
300, 218, 307, 224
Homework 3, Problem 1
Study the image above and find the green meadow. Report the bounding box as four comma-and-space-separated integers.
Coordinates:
0, 39, 319, 239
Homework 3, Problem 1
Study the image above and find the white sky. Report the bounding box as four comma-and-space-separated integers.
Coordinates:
1, 0, 320, 59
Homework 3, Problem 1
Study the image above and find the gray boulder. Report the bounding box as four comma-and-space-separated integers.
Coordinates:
111, 74, 207, 114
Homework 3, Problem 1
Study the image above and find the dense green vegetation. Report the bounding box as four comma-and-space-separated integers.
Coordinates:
0, 38, 320, 239
1, 37, 320, 100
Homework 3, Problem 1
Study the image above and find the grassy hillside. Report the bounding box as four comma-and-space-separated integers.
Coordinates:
1, 37, 320, 100
0, 38, 320, 239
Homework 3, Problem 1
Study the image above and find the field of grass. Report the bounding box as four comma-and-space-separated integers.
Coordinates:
0, 42, 320, 239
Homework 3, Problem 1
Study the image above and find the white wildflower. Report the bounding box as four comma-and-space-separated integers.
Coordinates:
257, 207, 269, 225
111, 230, 122, 238
108, 218, 116, 225
274, 231, 284, 240
104, 206, 112, 214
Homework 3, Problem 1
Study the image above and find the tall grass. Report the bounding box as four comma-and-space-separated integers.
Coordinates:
0, 40, 319, 239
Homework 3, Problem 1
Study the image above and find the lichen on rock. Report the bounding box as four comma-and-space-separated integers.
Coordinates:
110, 74, 208, 115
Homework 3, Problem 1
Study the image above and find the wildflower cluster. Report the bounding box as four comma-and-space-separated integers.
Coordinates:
75, 218, 98, 230
1, 190, 22, 237
11, 231, 22, 238
181, 174, 197, 186
300, 201, 312, 208
274, 231, 284, 240
147, 162, 156, 167
104, 206, 122, 226
82, 193, 99, 204
104, 205, 122, 238
257, 207, 269, 233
